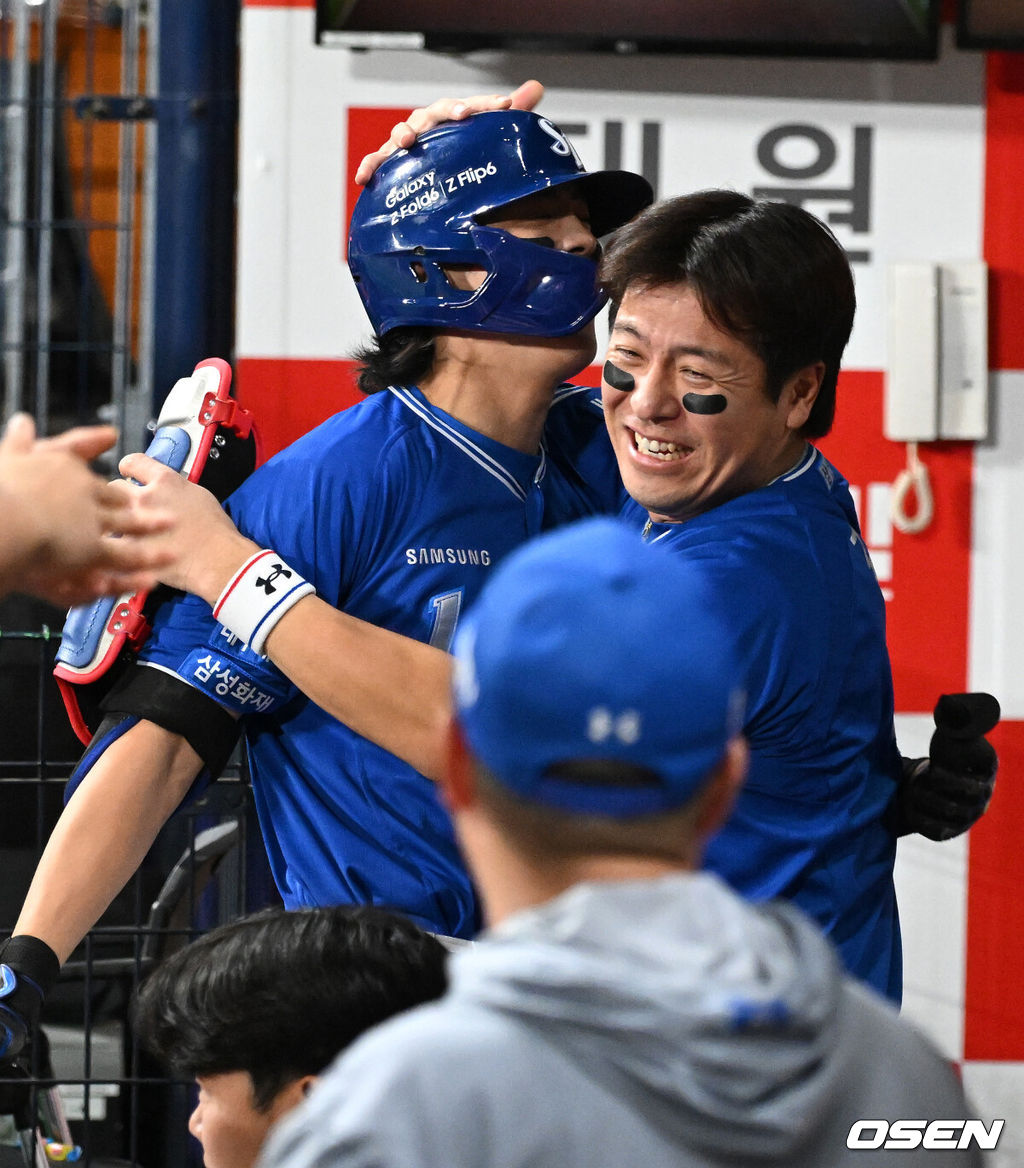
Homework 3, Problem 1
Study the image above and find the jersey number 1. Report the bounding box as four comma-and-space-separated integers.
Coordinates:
428, 590, 463, 651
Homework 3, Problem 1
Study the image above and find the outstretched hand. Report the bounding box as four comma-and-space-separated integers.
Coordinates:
354, 79, 545, 185
0, 414, 176, 607
117, 452, 261, 606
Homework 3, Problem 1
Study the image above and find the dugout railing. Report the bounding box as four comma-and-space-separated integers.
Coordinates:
2, 2, 255, 1157
0, 605, 276, 1168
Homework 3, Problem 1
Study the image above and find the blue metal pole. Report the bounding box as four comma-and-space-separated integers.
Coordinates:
151, 0, 240, 412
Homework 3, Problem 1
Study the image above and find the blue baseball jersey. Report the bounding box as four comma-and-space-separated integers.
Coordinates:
621, 445, 902, 1001
138, 383, 618, 938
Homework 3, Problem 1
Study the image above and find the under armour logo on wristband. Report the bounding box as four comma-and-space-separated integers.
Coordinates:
256, 564, 293, 595
214, 550, 316, 656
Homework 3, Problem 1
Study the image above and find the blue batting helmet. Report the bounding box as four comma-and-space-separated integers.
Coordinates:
347, 110, 653, 338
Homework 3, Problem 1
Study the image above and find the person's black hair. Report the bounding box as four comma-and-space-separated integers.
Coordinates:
599, 190, 856, 438
353, 327, 436, 395
472, 759, 712, 865
133, 905, 448, 1110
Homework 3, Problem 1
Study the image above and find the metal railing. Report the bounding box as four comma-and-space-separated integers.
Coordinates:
1, 0, 154, 449
0, 612, 273, 1168
2, 4, 248, 1159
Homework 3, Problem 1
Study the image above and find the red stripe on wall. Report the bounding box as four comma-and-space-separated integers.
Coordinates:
965, 719, 1024, 1059
983, 53, 1024, 371
235, 357, 363, 458
964, 51, 1024, 1060
344, 108, 412, 257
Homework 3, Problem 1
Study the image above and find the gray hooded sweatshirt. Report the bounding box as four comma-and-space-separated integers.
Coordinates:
261, 873, 984, 1168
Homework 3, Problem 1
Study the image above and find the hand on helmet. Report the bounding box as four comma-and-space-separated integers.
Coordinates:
354, 80, 545, 185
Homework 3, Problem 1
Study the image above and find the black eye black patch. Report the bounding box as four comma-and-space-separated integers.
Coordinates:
682, 392, 728, 415
603, 361, 635, 392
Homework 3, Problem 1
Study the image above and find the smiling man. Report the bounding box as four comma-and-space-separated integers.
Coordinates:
601, 192, 850, 523
604, 282, 822, 521
599, 190, 905, 1000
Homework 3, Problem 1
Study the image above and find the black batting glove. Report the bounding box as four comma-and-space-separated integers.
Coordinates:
0, 935, 60, 1064
890, 692, 1000, 841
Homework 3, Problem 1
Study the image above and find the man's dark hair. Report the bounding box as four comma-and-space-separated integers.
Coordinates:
133, 905, 448, 1110
473, 760, 711, 866
598, 190, 856, 438
353, 327, 436, 395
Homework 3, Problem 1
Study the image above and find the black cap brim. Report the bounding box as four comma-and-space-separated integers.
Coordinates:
564, 170, 655, 238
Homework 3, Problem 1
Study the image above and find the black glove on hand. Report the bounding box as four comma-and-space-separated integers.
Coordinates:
0, 935, 60, 1063
893, 692, 1001, 842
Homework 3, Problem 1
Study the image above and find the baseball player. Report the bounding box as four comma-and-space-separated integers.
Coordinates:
0, 108, 653, 1065
599, 190, 902, 997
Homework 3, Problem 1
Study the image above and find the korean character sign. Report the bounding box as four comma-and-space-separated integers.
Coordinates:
752, 122, 873, 264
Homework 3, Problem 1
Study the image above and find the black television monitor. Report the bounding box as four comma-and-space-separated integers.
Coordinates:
316, 0, 939, 60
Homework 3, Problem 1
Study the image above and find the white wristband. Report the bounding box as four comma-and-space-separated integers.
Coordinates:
213, 549, 315, 655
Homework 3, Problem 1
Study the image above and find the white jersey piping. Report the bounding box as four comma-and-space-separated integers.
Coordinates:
390, 386, 529, 501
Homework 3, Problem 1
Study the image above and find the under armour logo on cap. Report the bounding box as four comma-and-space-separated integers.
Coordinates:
451, 517, 746, 817
587, 707, 642, 746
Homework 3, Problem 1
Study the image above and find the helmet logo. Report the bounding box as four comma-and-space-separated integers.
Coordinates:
537, 117, 584, 169
385, 171, 437, 210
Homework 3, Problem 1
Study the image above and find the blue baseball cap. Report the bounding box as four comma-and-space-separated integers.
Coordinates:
451, 518, 746, 816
